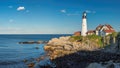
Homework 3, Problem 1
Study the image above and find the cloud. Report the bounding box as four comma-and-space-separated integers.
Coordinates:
85, 10, 91, 13
85, 10, 96, 13
60, 9, 80, 16
60, 9, 96, 16
17, 6, 25, 11
60, 9, 66, 13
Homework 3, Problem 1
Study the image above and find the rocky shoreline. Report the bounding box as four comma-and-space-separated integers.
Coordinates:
18, 40, 48, 44
52, 50, 120, 68
44, 36, 120, 68
44, 36, 102, 60
24, 53, 52, 68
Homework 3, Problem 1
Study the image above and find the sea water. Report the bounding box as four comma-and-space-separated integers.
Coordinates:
0, 34, 71, 68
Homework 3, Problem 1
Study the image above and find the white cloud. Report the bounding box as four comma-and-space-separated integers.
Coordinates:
60, 9, 81, 16
85, 10, 96, 14
60, 9, 66, 13
85, 10, 91, 13
17, 6, 25, 11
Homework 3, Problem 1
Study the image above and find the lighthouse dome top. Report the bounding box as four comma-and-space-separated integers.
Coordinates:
83, 11, 86, 16
82, 11, 87, 19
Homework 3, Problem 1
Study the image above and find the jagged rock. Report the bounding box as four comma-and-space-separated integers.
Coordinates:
23, 59, 28, 63
107, 63, 115, 68
19, 41, 35, 44
19, 40, 47, 44
44, 36, 106, 60
59, 36, 70, 40
64, 44, 72, 51
87, 63, 104, 68
39, 58, 50, 65
43, 35, 120, 68
28, 62, 35, 68
35, 47, 39, 49
47, 36, 71, 46
44, 46, 52, 51
73, 42, 81, 50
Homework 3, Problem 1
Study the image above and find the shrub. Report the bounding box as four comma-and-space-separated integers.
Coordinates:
70, 36, 83, 42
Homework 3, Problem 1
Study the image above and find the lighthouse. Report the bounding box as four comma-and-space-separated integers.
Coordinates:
81, 11, 87, 36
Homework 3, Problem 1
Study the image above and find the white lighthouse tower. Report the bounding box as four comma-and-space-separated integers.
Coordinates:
81, 11, 87, 36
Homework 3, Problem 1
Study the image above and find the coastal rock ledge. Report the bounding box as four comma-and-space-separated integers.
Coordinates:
44, 36, 100, 60
44, 36, 120, 68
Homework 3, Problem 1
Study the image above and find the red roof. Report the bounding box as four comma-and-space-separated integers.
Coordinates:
74, 31, 81, 36
104, 30, 115, 33
105, 24, 113, 30
96, 24, 115, 33
96, 24, 104, 30
86, 30, 95, 34
103, 24, 115, 33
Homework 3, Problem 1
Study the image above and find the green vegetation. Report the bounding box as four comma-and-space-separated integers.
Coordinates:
87, 34, 101, 40
70, 36, 83, 42
70, 34, 103, 48
117, 32, 120, 37
86, 34, 103, 48
105, 32, 119, 44
106, 32, 120, 38
70, 33, 120, 49
111, 32, 118, 37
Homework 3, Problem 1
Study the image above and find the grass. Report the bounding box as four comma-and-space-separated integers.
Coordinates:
70, 34, 104, 48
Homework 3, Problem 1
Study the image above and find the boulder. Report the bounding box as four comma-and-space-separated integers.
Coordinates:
59, 36, 70, 41
34, 58, 52, 68
27, 62, 35, 68
64, 44, 73, 51
44, 46, 52, 51
19, 41, 35, 44
36, 40, 43, 44
47, 36, 71, 46
107, 63, 115, 68
73, 42, 81, 50
48, 38, 59, 45
87, 63, 104, 68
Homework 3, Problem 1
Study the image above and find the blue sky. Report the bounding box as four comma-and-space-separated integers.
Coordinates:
0, 0, 120, 34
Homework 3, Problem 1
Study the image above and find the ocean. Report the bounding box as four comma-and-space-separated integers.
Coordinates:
0, 34, 71, 68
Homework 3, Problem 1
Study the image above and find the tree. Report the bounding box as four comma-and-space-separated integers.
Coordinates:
111, 32, 118, 43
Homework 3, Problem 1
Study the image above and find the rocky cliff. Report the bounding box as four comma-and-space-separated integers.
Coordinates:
44, 35, 120, 68
44, 36, 103, 60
